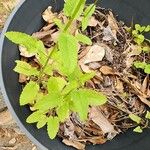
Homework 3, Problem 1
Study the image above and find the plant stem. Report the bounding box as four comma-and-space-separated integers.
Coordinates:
64, 0, 85, 31
38, 0, 85, 82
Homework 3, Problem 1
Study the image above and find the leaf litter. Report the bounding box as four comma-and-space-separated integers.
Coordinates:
17, 6, 150, 150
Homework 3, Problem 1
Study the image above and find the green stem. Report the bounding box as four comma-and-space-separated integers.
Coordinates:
38, 0, 85, 82
64, 0, 85, 31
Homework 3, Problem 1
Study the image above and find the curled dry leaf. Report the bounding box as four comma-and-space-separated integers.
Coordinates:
62, 139, 85, 150
107, 11, 119, 32
115, 78, 124, 93
88, 16, 99, 27
32, 30, 56, 39
100, 66, 115, 75
42, 6, 57, 23
87, 136, 106, 145
84, 44, 105, 64
51, 31, 60, 43
19, 74, 27, 83
89, 107, 117, 138
19, 46, 35, 58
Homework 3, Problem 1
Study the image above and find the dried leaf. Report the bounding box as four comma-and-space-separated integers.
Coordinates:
42, 6, 57, 23
115, 78, 124, 93
87, 136, 106, 145
51, 31, 60, 43
84, 44, 105, 64
100, 66, 115, 75
63, 139, 85, 150
32, 30, 55, 39
89, 107, 117, 137
141, 75, 148, 94
88, 16, 98, 27
19, 46, 35, 58
19, 74, 27, 83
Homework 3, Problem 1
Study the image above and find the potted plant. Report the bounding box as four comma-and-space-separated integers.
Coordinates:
0, 0, 150, 150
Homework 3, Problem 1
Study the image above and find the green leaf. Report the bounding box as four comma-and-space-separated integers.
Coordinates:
57, 101, 69, 122
47, 116, 59, 139
71, 89, 107, 121
134, 34, 145, 44
133, 126, 143, 133
75, 33, 92, 45
145, 111, 150, 119
144, 25, 150, 32
71, 90, 89, 121
20, 81, 39, 106
63, 0, 85, 19
79, 89, 107, 106
26, 111, 41, 123
34, 93, 63, 112
58, 33, 78, 75
44, 65, 53, 75
142, 46, 150, 52
37, 115, 48, 129
47, 77, 67, 93
82, 4, 96, 31
5, 32, 45, 53
62, 81, 79, 96
135, 24, 141, 31
53, 18, 64, 30
14, 60, 39, 76
134, 61, 147, 69
129, 114, 141, 124
80, 72, 95, 85
144, 64, 150, 74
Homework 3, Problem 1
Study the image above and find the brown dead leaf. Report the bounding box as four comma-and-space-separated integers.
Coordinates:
42, 6, 57, 23
42, 23, 55, 31
84, 44, 105, 64
88, 16, 99, 27
63, 139, 85, 150
89, 62, 101, 70
51, 31, 60, 43
115, 78, 124, 93
141, 75, 148, 94
107, 11, 119, 31
32, 30, 55, 39
19, 46, 35, 58
100, 66, 115, 75
87, 136, 106, 145
89, 107, 117, 137
19, 74, 27, 83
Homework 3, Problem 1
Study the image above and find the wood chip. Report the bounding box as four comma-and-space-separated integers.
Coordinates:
63, 139, 85, 150
88, 16, 99, 27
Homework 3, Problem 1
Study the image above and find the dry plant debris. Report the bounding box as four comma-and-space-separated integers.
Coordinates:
6, 5, 150, 150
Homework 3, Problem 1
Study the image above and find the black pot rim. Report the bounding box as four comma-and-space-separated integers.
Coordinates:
0, 1, 48, 149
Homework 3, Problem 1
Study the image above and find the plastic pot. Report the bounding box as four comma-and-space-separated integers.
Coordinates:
0, 0, 150, 150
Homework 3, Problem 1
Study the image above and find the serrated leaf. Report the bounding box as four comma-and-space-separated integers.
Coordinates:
44, 65, 53, 75
26, 111, 41, 123
80, 72, 95, 85
63, 0, 85, 19
20, 81, 39, 106
71, 89, 107, 121
47, 77, 67, 93
37, 115, 48, 129
58, 33, 78, 75
129, 114, 141, 124
34, 93, 63, 112
53, 18, 64, 30
5, 32, 45, 53
145, 111, 150, 119
133, 126, 143, 133
14, 60, 39, 76
62, 81, 79, 96
144, 64, 150, 74
75, 33, 92, 45
134, 61, 147, 69
57, 101, 69, 122
82, 4, 96, 31
47, 116, 59, 139
71, 90, 89, 121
